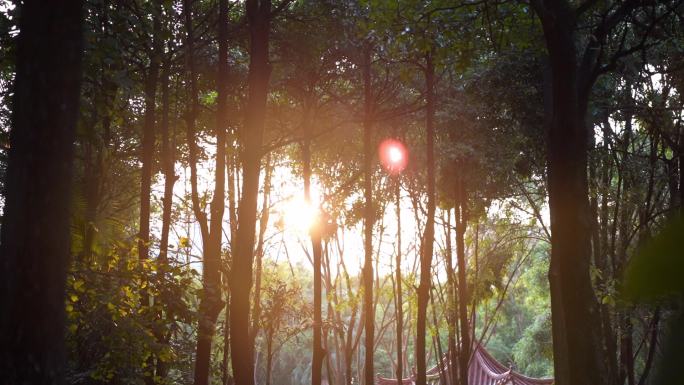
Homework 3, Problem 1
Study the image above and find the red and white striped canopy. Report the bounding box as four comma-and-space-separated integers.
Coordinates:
376, 344, 553, 385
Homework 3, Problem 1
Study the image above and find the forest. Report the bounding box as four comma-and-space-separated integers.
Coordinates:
0, 1, 683, 385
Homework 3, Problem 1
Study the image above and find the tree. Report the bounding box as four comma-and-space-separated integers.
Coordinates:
138, 0, 161, 268
230, 1, 272, 385
0, 1, 680, 384
136, 3, 163, 383
415, 49, 436, 385
0, 1, 84, 383
361, 43, 376, 385
530, 1, 682, 384
188, 0, 230, 383
259, 268, 308, 385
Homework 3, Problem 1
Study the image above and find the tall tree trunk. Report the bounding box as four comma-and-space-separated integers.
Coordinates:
362, 44, 375, 385
82, 38, 117, 264
533, 2, 606, 384
395, 178, 404, 382
82, 103, 113, 264
223, 136, 238, 385
193, 0, 230, 384
430, 287, 446, 382
619, 314, 635, 385
592, 120, 619, 385
265, 334, 274, 385
250, 156, 272, 355
0, 1, 83, 382
342, 264, 360, 385
138, 0, 161, 265
82, 0, 115, 264
230, 1, 271, 385
324, 302, 335, 385
158, 57, 175, 284
303, 101, 325, 385
416, 51, 436, 385
222, 291, 232, 385
155, 56, 175, 383
139, 10, 162, 380
455, 176, 469, 385
445, 210, 458, 385
182, 0, 207, 248
617, 115, 635, 385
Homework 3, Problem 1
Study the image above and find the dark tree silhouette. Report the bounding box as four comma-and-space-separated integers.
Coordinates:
191, 1, 230, 384
530, 1, 680, 384
0, 1, 83, 383
416, 50, 436, 385
362, 44, 375, 385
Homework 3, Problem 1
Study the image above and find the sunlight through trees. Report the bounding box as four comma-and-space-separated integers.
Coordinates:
0, 1, 683, 385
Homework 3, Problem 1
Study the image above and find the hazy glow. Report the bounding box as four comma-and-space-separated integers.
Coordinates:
388, 146, 403, 164
281, 196, 320, 235
379, 139, 408, 174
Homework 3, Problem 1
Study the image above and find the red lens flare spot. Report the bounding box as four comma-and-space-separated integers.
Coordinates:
379, 139, 408, 174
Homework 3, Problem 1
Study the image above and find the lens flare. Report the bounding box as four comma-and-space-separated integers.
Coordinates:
379, 139, 408, 174
388, 146, 403, 163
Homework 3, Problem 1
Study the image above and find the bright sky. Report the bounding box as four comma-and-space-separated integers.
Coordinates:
148, 141, 432, 278
147, 137, 549, 280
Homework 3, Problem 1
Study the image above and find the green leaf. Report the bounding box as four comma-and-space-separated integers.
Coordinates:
73, 279, 85, 292
622, 215, 684, 302
179, 237, 190, 249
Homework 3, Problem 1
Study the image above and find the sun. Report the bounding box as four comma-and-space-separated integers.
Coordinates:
280, 196, 320, 235
388, 146, 403, 163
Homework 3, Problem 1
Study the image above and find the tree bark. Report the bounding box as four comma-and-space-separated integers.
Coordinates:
416, 50, 435, 385
230, 1, 271, 385
250, 160, 268, 335
430, 287, 447, 383
265, 333, 274, 385
592, 120, 619, 385
192, 0, 230, 384
455, 176, 470, 385
303, 100, 325, 385
155, 54, 175, 383
158, 57, 175, 281
395, 178, 404, 382
250, 155, 272, 364
445, 210, 458, 385
362, 44, 375, 385
82, 16, 117, 263
138, 0, 161, 265
139, 14, 162, 381
223, 133, 238, 385
0, 1, 83, 383
533, 2, 606, 384
619, 314, 635, 385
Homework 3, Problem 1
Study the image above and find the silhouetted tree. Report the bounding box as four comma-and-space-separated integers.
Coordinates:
0, 1, 83, 383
